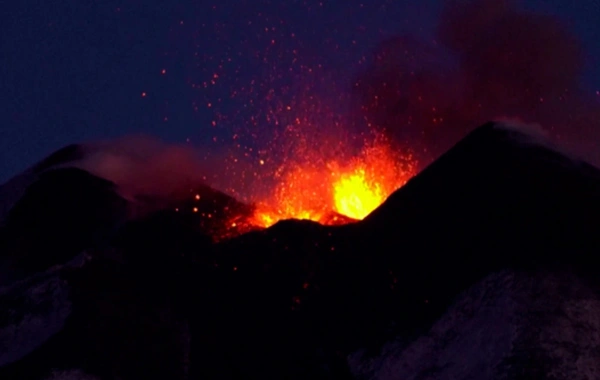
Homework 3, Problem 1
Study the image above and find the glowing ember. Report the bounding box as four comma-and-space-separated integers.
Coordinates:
251, 137, 416, 227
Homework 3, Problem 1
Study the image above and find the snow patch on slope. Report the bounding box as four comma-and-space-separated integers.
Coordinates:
349, 270, 600, 380
0, 253, 88, 367
0, 273, 71, 367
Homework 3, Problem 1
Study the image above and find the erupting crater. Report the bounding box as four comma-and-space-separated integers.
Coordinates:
177, 135, 417, 239
250, 140, 416, 227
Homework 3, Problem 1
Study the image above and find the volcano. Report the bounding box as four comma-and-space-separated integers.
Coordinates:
1, 121, 600, 380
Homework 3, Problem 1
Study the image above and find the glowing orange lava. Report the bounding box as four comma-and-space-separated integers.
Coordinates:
333, 168, 385, 220
252, 166, 329, 227
251, 138, 416, 227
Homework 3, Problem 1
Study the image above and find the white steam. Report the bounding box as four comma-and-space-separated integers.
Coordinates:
61, 135, 212, 200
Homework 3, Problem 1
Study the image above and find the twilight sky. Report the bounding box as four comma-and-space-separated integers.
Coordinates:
1, 0, 599, 185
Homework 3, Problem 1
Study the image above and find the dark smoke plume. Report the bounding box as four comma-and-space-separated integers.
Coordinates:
353, 0, 599, 167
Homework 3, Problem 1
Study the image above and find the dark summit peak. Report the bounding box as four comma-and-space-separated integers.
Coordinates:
367, 120, 600, 227
32, 144, 87, 174
0, 167, 128, 279
354, 121, 600, 328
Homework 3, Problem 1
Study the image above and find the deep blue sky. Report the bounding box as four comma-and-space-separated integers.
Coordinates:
1, 0, 599, 184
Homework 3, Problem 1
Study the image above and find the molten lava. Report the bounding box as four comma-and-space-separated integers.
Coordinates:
333, 168, 386, 220
251, 139, 416, 227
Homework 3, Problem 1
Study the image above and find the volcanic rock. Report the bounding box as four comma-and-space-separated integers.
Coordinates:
0, 257, 74, 369
350, 269, 600, 379
1, 121, 600, 379
354, 121, 600, 338
0, 168, 129, 284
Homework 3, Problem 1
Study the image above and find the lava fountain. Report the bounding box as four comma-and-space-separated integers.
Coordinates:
251, 135, 416, 227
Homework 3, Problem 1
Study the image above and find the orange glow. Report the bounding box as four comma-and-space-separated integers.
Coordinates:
251, 137, 416, 227
252, 166, 328, 227
333, 168, 384, 220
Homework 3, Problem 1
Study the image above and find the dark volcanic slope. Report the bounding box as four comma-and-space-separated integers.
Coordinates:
0, 143, 257, 279
350, 269, 600, 380
2, 121, 600, 380
0, 168, 128, 281
361, 122, 600, 319
0, 144, 89, 225
200, 121, 600, 379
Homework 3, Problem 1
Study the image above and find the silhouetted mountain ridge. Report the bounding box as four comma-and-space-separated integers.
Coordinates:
31, 144, 87, 174
0, 168, 127, 284
1, 121, 600, 380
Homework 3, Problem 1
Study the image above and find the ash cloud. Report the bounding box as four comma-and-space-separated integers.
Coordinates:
353, 0, 599, 167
